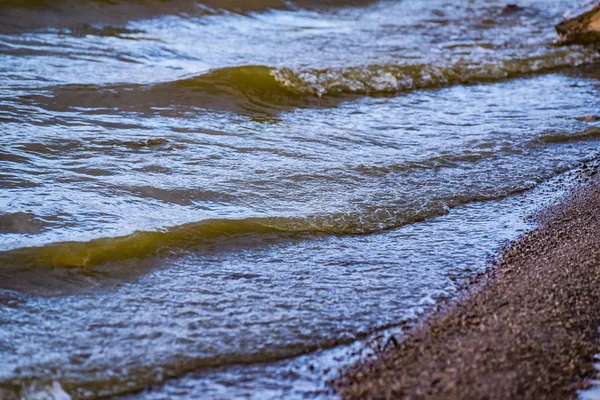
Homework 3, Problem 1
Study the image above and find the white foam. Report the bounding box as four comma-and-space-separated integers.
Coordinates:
20, 381, 71, 400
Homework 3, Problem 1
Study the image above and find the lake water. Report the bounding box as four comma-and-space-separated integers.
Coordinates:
1, 0, 599, 398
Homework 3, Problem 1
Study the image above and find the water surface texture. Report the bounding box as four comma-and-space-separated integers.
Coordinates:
1, 0, 599, 398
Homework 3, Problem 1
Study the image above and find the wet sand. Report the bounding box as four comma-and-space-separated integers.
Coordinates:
336, 163, 600, 399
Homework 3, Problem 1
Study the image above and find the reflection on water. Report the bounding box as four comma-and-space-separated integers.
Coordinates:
1, 0, 599, 398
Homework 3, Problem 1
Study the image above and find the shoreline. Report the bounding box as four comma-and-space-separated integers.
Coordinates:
335, 162, 600, 399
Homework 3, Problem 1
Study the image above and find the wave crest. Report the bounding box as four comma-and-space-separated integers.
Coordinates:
0, 181, 541, 269
538, 126, 600, 143
36, 50, 599, 116
270, 50, 598, 96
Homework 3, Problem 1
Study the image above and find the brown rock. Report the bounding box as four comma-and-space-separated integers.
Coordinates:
556, 0, 600, 45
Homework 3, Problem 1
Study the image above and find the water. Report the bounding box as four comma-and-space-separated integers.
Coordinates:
0, 0, 599, 398
580, 353, 600, 400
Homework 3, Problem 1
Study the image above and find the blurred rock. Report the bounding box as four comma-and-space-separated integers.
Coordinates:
556, 0, 600, 45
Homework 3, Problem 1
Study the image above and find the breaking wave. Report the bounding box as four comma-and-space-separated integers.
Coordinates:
36, 50, 599, 116
269, 50, 597, 96
0, 181, 544, 269
538, 126, 600, 143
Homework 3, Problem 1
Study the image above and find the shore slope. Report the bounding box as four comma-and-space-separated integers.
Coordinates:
337, 166, 600, 399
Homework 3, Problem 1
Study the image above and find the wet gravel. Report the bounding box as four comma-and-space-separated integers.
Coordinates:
336, 163, 600, 399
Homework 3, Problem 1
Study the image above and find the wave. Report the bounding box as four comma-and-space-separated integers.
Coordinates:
0, 321, 390, 400
177, 51, 600, 99
34, 50, 599, 116
269, 51, 598, 97
0, 214, 430, 269
0, 0, 378, 31
0, 178, 547, 269
150, 50, 600, 103
538, 126, 600, 143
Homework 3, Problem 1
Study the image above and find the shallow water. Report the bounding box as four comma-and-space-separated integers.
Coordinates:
580, 354, 600, 400
1, 0, 599, 398
117, 170, 583, 400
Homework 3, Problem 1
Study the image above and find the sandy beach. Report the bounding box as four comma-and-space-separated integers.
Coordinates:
337, 163, 600, 399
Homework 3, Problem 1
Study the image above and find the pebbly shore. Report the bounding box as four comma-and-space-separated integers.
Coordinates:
336, 163, 600, 399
